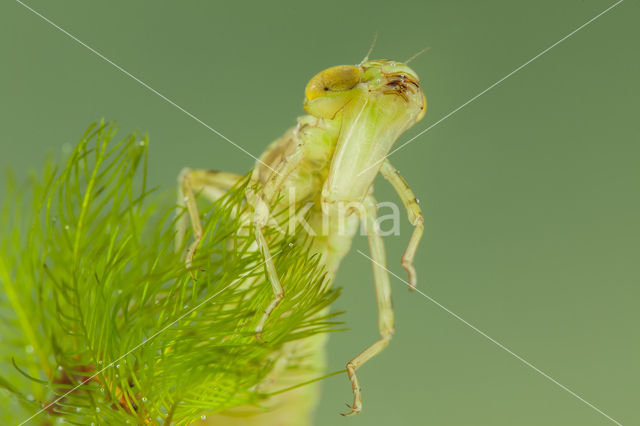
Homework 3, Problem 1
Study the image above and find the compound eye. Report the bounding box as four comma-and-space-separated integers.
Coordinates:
305, 65, 361, 101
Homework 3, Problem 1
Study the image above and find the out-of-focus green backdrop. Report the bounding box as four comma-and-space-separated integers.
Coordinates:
1, 1, 638, 425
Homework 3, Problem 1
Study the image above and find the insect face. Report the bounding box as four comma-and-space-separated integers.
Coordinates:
310, 60, 427, 204
303, 60, 426, 122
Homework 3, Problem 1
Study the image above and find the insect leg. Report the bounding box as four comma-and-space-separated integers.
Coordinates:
380, 159, 424, 290
248, 147, 306, 341
343, 195, 394, 416
177, 168, 242, 269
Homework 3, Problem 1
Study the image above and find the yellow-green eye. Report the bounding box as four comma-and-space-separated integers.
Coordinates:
305, 65, 361, 101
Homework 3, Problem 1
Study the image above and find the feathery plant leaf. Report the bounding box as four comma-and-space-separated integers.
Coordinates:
0, 122, 341, 425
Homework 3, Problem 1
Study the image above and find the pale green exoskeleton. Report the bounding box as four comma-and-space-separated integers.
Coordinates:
178, 56, 426, 424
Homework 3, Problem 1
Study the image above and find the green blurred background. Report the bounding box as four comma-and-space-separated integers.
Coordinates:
1, 1, 638, 425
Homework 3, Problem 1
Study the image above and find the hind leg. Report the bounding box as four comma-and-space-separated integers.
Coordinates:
380, 159, 424, 290
176, 169, 242, 268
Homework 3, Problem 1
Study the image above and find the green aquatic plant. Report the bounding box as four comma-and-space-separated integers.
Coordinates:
0, 122, 341, 425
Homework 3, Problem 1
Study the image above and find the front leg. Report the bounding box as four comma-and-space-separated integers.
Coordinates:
343, 195, 394, 416
380, 159, 424, 290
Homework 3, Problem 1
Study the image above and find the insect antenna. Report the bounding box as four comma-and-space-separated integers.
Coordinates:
359, 32, 378, 65
405, 47, 431, 64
